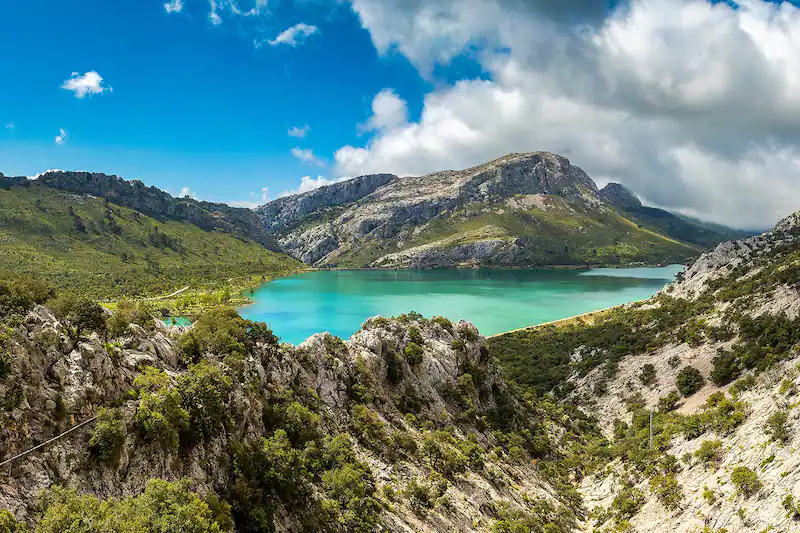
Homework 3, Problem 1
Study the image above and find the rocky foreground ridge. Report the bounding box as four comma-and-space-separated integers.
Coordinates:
0, 300, 580, 532
256, 152, 733, 268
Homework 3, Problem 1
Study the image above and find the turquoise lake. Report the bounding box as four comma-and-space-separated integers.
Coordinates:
238, 265, 684, 345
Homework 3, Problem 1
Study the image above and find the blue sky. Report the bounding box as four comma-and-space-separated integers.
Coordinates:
2, 0, 800, 228
0, 0, 438, 205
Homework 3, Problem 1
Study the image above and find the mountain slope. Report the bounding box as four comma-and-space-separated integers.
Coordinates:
257, 152, 714, 268
599, 182, 753, 249
0, 180, 301, 299
488, 209, 800, 532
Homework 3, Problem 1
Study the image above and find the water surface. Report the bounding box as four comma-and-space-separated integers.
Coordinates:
240, 266, 684, 345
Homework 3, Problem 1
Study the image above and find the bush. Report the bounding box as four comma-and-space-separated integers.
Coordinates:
36, 480, 229, 533
176, 360, 233, 440
611, 486, 645, 522
404, 342, 424, 366
0, 509, 27, 533
0, 277, 54, 319
350, 404, 387, 450
404, 479, 435, 514
107, 300, 154, 338
694, 439, 723, 468
88, 408, 126, 463
676, 366, 705, 397
638, 364, 657, 386
179, 307, 277, 363
731, 466, 761, 497
783, 494, 800, 520
431, 316, 453, 333
134, 367, 189, 450
658, 391, 681, 412
649, 474, 683, 511
765, 411, 791, 444
51, 295, 107, 339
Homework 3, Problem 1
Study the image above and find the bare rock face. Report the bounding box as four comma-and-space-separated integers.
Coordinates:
257, 152, 604, 267
599, 182, 642, 210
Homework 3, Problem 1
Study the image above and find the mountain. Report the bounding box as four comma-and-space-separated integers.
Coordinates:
257, 152, 723, 268
488, 209, 800, 532
0, 174, 301, 299
599, 182, 754, 249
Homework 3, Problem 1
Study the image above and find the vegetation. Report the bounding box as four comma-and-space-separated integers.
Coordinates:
0, 510, 27, 533
35, 479, 231, 533
765, 411, 791, 444
731, 466, 762, 497
0, 184, 299, 300
88, 408, 126, 463
676, 366, 705, 397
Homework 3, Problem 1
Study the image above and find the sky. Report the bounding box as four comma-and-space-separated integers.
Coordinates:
2, 0, 800, 229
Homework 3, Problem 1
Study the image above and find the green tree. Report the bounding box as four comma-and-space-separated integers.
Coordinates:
88, 408, 126, 463
134, 367, 189, 450
676, 366, 705, 397
731, 466, 762, 497
176, 360, 232, 440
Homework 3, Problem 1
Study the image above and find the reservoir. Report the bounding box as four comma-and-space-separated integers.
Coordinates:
239, 265, 684, 345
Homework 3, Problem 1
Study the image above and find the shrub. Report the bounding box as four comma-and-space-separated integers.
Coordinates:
765, 411, 791, 444
36, 480, 229, 533
0, 351, 12, 381
694, 439, 723, 468
134, 367, 189, 450
676, 366, 705, 397
88, 408, 126, 462
350, 404, 387, 450
179, 307, 276, 363
649, 474, 683, 511
611, 486, 645, 522
731, 466, 761, 497
451, 339, 466, 352
0, 277, 54, 319
107, 300, 154, 338
404, 479, 435, 514
658, 391, 681, 412
702, 486, 717, 506
404, 342, 424, 366
50, 295, 107, 339
638, 364, 657, 386
431, 316, 453, 333
783, 494, 800, 520
176, 360, 233, 440
458, 325, 478, 343
0, 509, 27, 533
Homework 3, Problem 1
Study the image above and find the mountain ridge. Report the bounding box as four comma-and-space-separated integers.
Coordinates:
256, 152, 734, 268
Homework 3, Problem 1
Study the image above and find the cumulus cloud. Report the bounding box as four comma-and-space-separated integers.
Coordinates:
292, 147, 326, 167
61, 71, 112, 99
4, 122, 15, 130
55, 129, 68, 145
362, 89, 408, 132
179, 187, 199, 199
266, 23, 319, 46
279, 176, 347, 198
164, 0, 183, 13
228, 187, 271, 209
288, 125, 310, 138
336, 0, 800, 229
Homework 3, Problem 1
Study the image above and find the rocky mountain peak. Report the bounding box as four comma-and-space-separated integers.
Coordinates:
599, 182, 642, 209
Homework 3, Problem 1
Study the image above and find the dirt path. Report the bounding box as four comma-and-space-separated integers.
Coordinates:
142, 286, 189, 302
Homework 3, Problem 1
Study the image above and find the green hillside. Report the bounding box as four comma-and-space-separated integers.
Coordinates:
0, 184, 302, 300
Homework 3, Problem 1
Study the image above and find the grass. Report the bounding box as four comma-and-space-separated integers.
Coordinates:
0, 184, 302, 302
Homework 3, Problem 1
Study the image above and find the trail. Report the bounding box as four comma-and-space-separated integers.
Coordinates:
142, 286, 189, 301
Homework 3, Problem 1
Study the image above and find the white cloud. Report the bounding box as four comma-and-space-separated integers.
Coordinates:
55, 129, 68, 145
61, 71, 112, 99
164, 0, 183, 13
362, 89, 408, 132
266, 23, 319, 46
288, 125, 311, 138
228, 187, 271, 209
291, 147, 326, 167
4, 122, 15, 130
336, 0, 800, 229
279, 175, 347, 198
179, 187, 198, 199
209, 0, 222, 24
